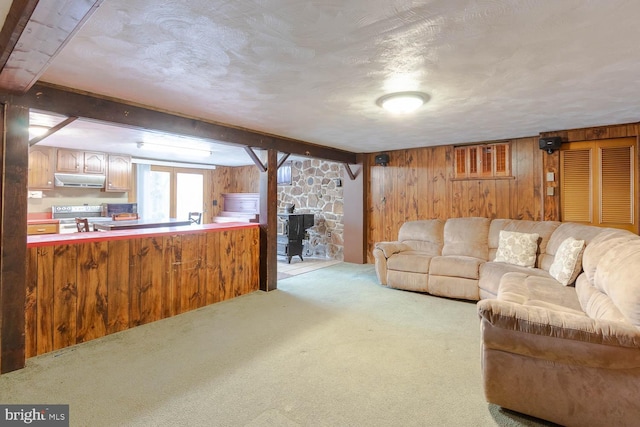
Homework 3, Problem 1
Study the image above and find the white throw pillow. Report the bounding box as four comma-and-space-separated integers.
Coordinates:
549, 237, 585, 286
494, 230, 540, 268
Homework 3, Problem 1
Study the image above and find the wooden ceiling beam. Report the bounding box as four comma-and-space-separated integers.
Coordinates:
0, 0, 39, 75
7, 82, 358, 164
0, 0, 104, 93
28, 115, 77, 146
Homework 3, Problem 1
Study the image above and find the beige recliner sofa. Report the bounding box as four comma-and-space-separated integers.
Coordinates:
374, 217, 565, 299
478, 229, 640, 427
373, 218, 640, 426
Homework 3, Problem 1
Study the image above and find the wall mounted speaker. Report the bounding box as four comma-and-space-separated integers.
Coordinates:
539, 137, 563, 154
375, 153, 390, 166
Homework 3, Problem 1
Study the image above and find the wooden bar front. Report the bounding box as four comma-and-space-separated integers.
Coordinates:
25, 224, 259, 358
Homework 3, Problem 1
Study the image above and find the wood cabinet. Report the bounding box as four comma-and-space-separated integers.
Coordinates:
56, 149, 105, 174
27, 222, 59, 235
28, 146, 55, 189
105, 154, 132, 192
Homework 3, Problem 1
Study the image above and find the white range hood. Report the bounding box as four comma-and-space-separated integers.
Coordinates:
54, 173, 106, 188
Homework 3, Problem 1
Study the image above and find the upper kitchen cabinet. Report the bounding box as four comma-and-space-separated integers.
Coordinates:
28, 146, 55, 189
56, 149, 106, 174
105, 154, 132, 192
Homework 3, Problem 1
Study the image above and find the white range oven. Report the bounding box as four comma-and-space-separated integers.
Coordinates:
52, 205, 114, 233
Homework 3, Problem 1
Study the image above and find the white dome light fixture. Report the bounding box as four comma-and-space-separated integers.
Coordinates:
376, 91, 430, 114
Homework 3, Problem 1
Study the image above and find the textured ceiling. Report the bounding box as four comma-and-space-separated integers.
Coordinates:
34, 0, 640, 165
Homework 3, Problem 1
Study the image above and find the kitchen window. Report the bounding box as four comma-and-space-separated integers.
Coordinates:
137, 165, 205, 222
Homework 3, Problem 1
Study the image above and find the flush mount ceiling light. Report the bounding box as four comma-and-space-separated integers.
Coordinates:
376, 91, 430, 114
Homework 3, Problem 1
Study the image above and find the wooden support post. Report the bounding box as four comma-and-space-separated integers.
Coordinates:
259, 148, 278, 291
0, 103, 29, 373
342, 161, 366, 263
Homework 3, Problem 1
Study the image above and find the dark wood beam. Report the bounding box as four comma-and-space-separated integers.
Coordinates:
244, 147, 267, 172
259, 149, 278, 292
4, 83, 358, 164
0, 103, 29, 373
0, 1, 104, 93
343, 163, 360, 180
29, 115, 77, 146
0, 0, 39, 74
277, 153, 290, 169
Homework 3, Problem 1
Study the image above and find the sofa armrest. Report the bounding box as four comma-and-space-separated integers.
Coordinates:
374, 241, 410, 258
478, 299, 640, 349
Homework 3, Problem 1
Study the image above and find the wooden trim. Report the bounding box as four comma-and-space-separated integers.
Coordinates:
244, 147, 267, 172
0, 1, 104, 93
276, 152, 290, 169
343, 163, 360, 180
29, 116, 77, 146
0, 0, 38, 74
259, 149, 278, 292
4, 83, 358, 164
0, 103, 29, 373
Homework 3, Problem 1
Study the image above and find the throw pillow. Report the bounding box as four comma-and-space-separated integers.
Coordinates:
494, 230, 540, 268
549, 237, 585, 286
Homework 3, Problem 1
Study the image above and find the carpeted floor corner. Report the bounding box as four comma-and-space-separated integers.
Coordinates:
0, 263, 556, 426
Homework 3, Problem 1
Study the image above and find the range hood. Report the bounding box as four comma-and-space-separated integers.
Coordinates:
54, 173, 106, 188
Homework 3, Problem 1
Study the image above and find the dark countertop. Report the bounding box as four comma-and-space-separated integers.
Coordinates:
27, 222, 258, 247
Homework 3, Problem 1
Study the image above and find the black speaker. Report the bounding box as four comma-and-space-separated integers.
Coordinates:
375, 153, 389, 166
539, 137, 562, 154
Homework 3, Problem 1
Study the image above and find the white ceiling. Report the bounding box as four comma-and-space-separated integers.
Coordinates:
20, 1, 640, 165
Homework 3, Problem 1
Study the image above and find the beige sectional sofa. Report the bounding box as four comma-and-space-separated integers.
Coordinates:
373, 218, 640, 427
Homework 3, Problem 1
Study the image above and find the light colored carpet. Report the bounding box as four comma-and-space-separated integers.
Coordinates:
0, 263, 555, 426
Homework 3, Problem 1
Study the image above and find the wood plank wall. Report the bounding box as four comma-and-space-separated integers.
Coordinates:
209, 165, 260, 220
24, 227, 259, 358
364, 122, 640, 263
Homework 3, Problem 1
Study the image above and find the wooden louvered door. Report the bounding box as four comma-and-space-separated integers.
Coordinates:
560, 137, 637, 233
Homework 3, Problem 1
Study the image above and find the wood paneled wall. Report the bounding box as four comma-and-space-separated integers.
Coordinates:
366, 137, 542, 262
209, 165, 260, 220
365, 123, 640, 263
25, 227, 259, 358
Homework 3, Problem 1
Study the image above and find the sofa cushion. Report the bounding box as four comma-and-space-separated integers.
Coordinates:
478, 261, 552, 297
386, 251, 433, 274
494, 230, 539, 267
539, 222, 609, 271
548, 237, 585, 286
488, 219, 560, 266
398, 219, 444, 255
429, 255, 484, 279
498, 272, 584, 314
575, 274, 628, 324
579, 232, 640, 326
441, 217, 490, 259
387, 270, 429, 292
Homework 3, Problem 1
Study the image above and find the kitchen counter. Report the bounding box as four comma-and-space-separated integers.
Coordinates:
25, 221, 260, 359
92, 218, 191, 231
27, 222, 257, 247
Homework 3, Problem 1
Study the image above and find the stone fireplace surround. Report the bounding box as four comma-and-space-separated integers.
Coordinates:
277, 159, 344, 260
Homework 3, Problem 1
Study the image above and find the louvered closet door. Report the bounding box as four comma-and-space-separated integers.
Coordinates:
560, 146, 593, 223
560, 137, 637, 233
599, 142, 634, 230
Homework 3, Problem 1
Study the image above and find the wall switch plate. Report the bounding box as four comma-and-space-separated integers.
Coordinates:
28, 191, 43, 198
546, 187, 555, 196
546, 172, 555, 182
